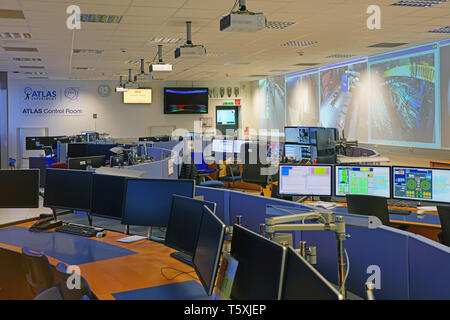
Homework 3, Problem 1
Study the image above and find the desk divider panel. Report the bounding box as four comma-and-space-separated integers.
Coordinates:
408, 234, 450, 300
195, 186, 230, 226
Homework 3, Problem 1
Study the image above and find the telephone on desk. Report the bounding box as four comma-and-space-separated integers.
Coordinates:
29, 214, 63, 232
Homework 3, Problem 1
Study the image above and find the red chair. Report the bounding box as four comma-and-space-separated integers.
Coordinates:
50, 162, 69, 169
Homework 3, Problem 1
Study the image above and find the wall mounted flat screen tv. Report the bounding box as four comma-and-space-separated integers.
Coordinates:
123, 88, 152, 104
164, 88, 208, 114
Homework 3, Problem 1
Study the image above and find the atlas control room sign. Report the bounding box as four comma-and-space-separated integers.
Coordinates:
19, 85, 84, 116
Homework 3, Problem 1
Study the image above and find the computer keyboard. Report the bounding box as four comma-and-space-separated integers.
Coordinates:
387, 199, 418, 208
55, 223, 103, 237
170, 251, 194, 267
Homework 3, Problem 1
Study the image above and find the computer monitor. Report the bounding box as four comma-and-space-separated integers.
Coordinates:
267, 142, 283, 160
90, 174, 127, 220
121, 178, 195, 227
230, 224, 287, 300
212, 139, 234, 154
165, 195, 216, 263
278, 165, 332, 196
335, 166, 391, 198
284, 127, 310, 144
393, 167, 450, 204
67, 143, 88, 158
68, 155, 106, 170
192, 205, 226, 296
284, 144, 317, 162
309, 127, 323, 145
0, 170, 39, 208
282, 247, 342, 300
44, 169, 93, 211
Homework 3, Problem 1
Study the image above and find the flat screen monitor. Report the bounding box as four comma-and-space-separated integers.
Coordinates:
393, 167, 450, 203
267, 142, 283, 162
0, 170, 39, 208
278, 165, 332, 196
68, 143, 88, 158
309, 127, 323, 145
335, 166, 391, 198
192, 205, 226, 296
212, 139, 234, 154
282, 247, 342, 300
284, 144, 317, 162
164, 88, 208, 114
216, 109, 236, 125
91, 174, 127, 220
68, 155, 106, 170
122, 178, 195, 227
230, 224, 287, 300
165, 195, 216, 257
123, 88, 152, 104
44, 169, 93, 211
284, 127, 310, 144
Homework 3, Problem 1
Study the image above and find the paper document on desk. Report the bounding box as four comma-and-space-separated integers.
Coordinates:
417, 206, 438, 212
116, 235, 147, 243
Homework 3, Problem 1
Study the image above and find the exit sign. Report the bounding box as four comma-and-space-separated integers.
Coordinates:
223, 102, 234, 105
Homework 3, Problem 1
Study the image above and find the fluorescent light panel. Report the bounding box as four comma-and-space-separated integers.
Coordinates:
80, 14, 122, 24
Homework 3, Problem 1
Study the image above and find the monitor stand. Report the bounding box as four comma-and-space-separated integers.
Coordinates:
170, 251, 194, 267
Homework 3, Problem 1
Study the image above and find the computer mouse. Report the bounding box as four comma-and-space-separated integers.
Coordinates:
96, 231, 106, 238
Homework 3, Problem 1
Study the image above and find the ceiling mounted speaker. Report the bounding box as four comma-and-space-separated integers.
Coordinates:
213, 87, 219, 98
227, 87, 232, 97
234, 87, 240, 97
220, 87, 225, 98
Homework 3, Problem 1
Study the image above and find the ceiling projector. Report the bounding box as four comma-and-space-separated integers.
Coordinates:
175, 21, 206, 59
220, 0, 266, 32
134, 59, 153, 81
150, 45, 173, 71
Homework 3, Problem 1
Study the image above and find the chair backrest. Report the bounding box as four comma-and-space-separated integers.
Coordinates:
45, 157, 57, 168
191, 152, 207, 171
21, 247, 54, 294
33, 287, 63, 300
437, 205, 450, 246
346, 195, 390, 225
55, 262, 95, 300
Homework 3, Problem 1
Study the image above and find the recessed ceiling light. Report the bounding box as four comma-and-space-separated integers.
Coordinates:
24, 71, 47, 75
391, 0, 447, 7
225, 62, 251, 65
2, 47, 38, 52
80, 14, 123, 24
248, 74, 268, 77
429, 26, 450, 33
73, 49, 103, 54
148, 37, 184, 44
20, 66, 45, 69
0, 10, 25, 19
326, 54, 357, 59
368, 42, 408, 48
13, 57, 42, 62
266, 21, 296, 30
28, 77, 48, 79
269, 69, 291, 72
0, 32, 32, 39
280, 41, 318, 47
72, 67, 95, 71
206, 52, 226, 57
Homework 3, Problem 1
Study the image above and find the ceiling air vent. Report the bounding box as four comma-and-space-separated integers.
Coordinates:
368, 42, 408, 48
429, 26, 450, 33
266, 21, 295, 30
80, 14, 123, 24
280, 40, 318, 47
390, 0, 447, 7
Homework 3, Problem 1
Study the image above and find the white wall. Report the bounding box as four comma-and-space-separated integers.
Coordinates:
7, 79, 253, 163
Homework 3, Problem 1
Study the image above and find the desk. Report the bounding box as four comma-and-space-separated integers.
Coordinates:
0, 221, 200, 300
429, 160, 450, 168
0, 199, 52, 228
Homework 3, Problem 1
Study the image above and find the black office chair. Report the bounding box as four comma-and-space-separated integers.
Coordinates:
55, 262, 97, 300
33, 287, 63, 300
437, 205, 450, 247
346, 195, 390, 226
21, 247, 55, 296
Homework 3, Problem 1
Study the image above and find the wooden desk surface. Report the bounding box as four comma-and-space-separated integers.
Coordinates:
0, 221, 199, 300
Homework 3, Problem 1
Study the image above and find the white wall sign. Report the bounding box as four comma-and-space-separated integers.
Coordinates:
19, 85, 84, 116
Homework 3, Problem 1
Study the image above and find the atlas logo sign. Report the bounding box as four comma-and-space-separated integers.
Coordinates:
24, 87, 57, 101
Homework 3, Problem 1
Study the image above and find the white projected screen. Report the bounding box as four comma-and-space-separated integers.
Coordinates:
441, 44, 450, 149
393, 167, 450, 203
279, 165, 332, 196
335, 166, 391, 198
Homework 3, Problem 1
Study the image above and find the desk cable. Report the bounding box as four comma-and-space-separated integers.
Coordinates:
160, 267, 199, 281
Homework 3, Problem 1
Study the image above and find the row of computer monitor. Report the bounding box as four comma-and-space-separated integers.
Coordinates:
5, 168, 341, 299
278, 164, 450, 204
284, 126, 338, 146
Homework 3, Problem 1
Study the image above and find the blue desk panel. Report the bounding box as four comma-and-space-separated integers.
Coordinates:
195, 187, 230, 225
112, 280, 211, 300
408, 234, 450, 300
0, 227, 137, 265
302, 226, 410, 300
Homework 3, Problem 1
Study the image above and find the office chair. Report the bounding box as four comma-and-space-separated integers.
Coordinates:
216, 162, 242, 187
437, 205, 450, 247
55, 262, 97, 300
8, 158, 16, 169
191, 152, 216, 175
33, 287, 63, 300
180, 162, 224, 188
346, 195, 390, 226
21, 247, 55, 296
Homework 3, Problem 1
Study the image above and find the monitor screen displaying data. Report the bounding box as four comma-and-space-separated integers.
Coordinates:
279, 165, 332, 196
393, 167, 450, 203
285, 144, 317, 162
212, 139, 234, 153
216, 109, 236, 125
335, 166, 391, 198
